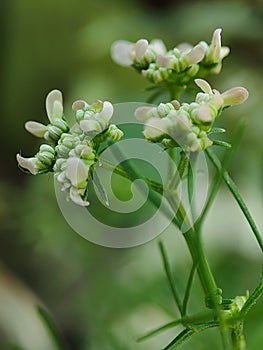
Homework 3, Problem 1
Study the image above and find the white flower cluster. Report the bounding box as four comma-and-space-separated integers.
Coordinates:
135, 79, 248, 152
17, 90, 123, 206
111, 28, 230, 84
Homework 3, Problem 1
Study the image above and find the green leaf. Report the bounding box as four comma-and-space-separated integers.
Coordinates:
208, 127, 226, 135
92, 171, 109, 206
162, 323, 219, 350
37, 305, 69, 350
212, 140, 232, 149
182, 261, 197, 316
205, 148, 263, 253
159, 241, 183, 315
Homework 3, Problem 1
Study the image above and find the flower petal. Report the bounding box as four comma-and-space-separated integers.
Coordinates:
25, 121, 47, 138
134, 106, 153, 121
66, 157, 89, 187
221, 87, 249, 106
111, 40, 133, 66
195, 79, 213, 94
69, 187, 90, 206
135, 39, 148, 60
98, 101, 114, 124
16, 154, 38, 175
150, 39, 167, 55
46, 89, 63, 123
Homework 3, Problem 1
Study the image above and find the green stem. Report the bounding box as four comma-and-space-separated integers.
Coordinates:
205, 148, 263, 253
165, 193, 220, 308
159, 241, 183, 315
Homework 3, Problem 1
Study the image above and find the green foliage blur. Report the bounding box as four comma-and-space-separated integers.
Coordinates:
0, 0, 263, 349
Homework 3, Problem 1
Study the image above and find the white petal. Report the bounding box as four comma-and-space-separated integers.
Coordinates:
66, 157, 89, 187
185, 44, 205, 64
221, 87, 249, 106
176, 43, 193, 52
195, 79, 213, 94
98, 101, 114, 124
210, 28, 222, 62
143, 117, 170, 139
150, 39, 167, 55
111, 40, 133, 66
79, 119, 101, 132
16, 154, 38, 175
134, 106, 153, 121
156, 54, 171, 67
135, 39, 148, 60
220, 46, 230, 59
69, 187, 90, 206
25, 121, 47, 138
72, 100, 89, 111
46, 89, 63, 123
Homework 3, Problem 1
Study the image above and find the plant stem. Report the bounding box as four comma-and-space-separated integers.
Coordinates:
205, 148, 263, 253
165, 193, 220, 308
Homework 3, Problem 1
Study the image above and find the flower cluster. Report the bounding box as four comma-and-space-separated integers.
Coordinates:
111, 28, 230, 85
17, 90, 123, 206
135, 79, 248, 152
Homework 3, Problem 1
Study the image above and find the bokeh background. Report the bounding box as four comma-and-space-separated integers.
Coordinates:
0, 0, 263, 349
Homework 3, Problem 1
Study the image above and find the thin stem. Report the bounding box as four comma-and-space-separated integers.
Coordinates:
182, 261, 197, 316
206, 148, 263, 253
196, 122, 246, 230
165, 192, 220, 308
159, 241, 183, 316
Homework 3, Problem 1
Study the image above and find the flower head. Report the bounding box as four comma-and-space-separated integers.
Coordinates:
111, 29, 230, 85
135, 79, 248, 152
17, 90, 123, 206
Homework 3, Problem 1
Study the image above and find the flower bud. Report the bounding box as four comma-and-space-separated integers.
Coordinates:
108, 124, 124, 141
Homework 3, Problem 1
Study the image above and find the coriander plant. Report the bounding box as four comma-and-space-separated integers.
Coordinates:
17, 28, 262, 350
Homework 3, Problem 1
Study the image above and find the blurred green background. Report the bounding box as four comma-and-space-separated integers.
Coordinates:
1, 0, 263, 349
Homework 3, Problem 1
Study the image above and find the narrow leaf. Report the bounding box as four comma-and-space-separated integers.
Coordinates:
206, 148, 263, 253
163, 323, 219, 350
212, 140, 232, 149
92, 171, 109, 206
159, 241, 183, 315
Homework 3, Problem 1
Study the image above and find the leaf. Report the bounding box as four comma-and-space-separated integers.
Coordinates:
37, 305, 69, 350
92, 171, 109, 206
159, 241, 183, 315
212, 140, 232, 149
208, 127, 226, 135
205, 148, 263, 253
162, 323, 219, 350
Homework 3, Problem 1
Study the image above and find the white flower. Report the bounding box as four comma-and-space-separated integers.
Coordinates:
78, 100, 114, 133
45, 89, 63, 123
